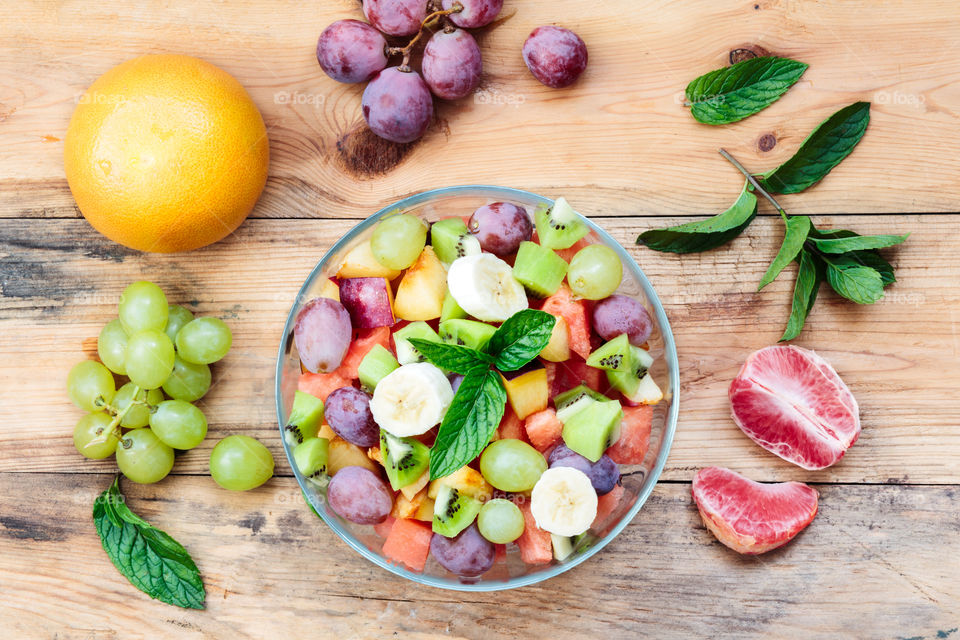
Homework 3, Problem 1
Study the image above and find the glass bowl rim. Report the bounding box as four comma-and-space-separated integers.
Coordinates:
275, 184, 680, 591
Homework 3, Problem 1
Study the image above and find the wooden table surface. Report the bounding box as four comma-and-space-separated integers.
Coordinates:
2, 1, 959, 638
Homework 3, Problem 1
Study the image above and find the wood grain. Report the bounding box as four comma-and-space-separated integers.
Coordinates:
1, 474, 957, 640
3, 0, 960, 220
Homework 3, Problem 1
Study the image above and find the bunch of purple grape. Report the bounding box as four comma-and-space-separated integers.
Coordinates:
316, 0, 588, 144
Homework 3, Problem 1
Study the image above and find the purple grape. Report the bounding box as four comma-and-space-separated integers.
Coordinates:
327, 466, 393, 524
294, 298, 352, 374
362, 66, 434, 143
442, 0, 502, 28
549, 445, 620, 495
522, 26, 588, 89
363, 0, 426, 36
468, 202, 532, 256
448, 373, 465, 393
592, 295, 653, 346
430, 524, 496, 577
325, 387, 379, 447
316, 19, 388, 84
422, 28, 482, 100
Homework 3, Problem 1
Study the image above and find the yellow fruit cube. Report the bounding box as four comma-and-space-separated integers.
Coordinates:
337, 240, 401, 279
394, 246, 447, 321
502, 369, 549, 420
427, 465, 492, 501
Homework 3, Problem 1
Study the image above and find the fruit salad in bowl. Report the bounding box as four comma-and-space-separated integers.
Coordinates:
276, 185, 678, 590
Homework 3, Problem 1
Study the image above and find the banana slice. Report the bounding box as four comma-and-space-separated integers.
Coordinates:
370, 362, 454, 437
447, 254, 528, 322
530, 467, 598, 536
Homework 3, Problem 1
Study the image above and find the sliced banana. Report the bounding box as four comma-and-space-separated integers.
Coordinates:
447, 254, 528, 322
370, 362, 454, 437
530, 467, 598, 536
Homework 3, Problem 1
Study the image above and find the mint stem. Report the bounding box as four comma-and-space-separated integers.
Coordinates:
719, 148, 789, 222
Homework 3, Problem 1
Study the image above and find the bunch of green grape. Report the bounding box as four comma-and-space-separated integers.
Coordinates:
68, 281, 255, 486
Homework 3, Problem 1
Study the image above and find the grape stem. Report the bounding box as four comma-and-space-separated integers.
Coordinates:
718, 148, 789, 222
88, 385, 142, 447
387, 3, 463, 60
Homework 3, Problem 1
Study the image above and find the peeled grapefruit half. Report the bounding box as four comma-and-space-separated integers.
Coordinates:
692, 466, 818, 555
729, 345, 860, 470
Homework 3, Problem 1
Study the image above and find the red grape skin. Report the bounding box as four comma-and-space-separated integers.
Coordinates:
324, 387, 379, 447
592, 294, 653, 346
294, 298, 352, 374
363, 0, 427, 36
430, 524, 496, 577
522, 26, 588, 89
468, 202, 532, 256
422, 28, 482, 100
362, 66, 434, 143
442, 0, 502, 29
327, 466, 393, 524
316, 20, 389, 84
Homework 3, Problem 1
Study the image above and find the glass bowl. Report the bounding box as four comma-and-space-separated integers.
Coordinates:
275, 185, 679, 591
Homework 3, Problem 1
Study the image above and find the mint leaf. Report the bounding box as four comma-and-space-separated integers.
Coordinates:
485, 309, 556, 371
758, 102, 870, 194
825, 262, 884, 304
429, 368, 506, 480
638, 182, 758, 253
93, 477, 205, 609
780, 249, 822, 341
759, 215, 811, 290
809, 233, 908, 254
847, 251, 895, 286
407, 339, 488, 375
686, 57, 808, 125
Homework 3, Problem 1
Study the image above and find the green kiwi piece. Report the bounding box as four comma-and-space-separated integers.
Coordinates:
284, 390, 325, 447
432, 484, 483, 537
380, 429, 430, 491
551, 532, 590, 561
512, 241, 568, 297
553, 384, 609, 412
430, 217, 482, 264
586, 334, 632, 372
605, 345, 655, 399
438, 319, 497, 351
534, 197, 589, 250
358, 344, 400, 392
293, 437, 329, 487
393, 321, 442, 364
558, 396, 623, 462
440, 291, 468, 323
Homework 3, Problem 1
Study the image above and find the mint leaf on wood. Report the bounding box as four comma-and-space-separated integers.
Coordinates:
825, 262, 884, 304
759, 215, 811, 290
780, 249, 823, 342
407, 339, 487, 375
809, 232, 908, 254
484, 309, 556, 371
685, 56, 808, 125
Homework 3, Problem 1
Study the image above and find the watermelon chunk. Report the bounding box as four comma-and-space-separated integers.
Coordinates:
544, 358, 607, 399
516, 500, 552, 564
494, 543, 507, 563
553, 237, 592, 263
337, 326, 392, 380
523, 408, 562, 452
592, 483, 624, 528
298, 370, 353, 402
606, 405, 652, 464
497, 407, 526, 442
374, 515, 396, 539
382, 518, 433, 572
541, 285, 591, 360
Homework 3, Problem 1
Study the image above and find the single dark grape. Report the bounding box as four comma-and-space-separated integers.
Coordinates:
327, 466, 393, 524
363, 0, 427, 36
430, 524, 496, 577
317, 19, 388, 84
549, 445, 620, 495
362, 66, 434, 143
592, 294, 653, 346
422, 28, 482, 100
468, 202, 532, 256
522, 26, 588, 89
325, 387, 379, 447
442, 0, 502, 28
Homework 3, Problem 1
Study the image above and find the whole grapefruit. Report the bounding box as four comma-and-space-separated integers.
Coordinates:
64, 54, 269, 253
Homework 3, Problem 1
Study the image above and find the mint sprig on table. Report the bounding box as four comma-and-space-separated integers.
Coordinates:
93, 476, 205, 609
409, 308, 556, 480
685, 56, 808, 125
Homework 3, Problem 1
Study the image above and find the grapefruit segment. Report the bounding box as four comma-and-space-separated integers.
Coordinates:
729, 345, 860, 470
692, 466, 818, 555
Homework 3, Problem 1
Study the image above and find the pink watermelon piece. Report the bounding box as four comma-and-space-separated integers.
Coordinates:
382, 518, 433, 572
374, 515, 396, 539
298, 370, 354, 402
592, 483, 624, 528
523, 408, 563, 452
606, 405, 652, 464
541, 285, 592, 360
516, 500, 552, 564
337, 326, 392, 380
498, 407, 526, 442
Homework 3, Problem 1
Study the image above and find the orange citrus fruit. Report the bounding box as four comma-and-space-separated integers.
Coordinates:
64, 54, 269, 253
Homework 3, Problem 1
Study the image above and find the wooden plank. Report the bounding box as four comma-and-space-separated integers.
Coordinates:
1, 215, 956, 483
3, 1, 960, 220
0, 474, 956, 639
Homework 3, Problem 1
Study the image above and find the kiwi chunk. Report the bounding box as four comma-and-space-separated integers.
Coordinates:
557, 395, 623, 462
534, 197, 589, 250
553, 384, 609, 412
439, 319, 497, 351
380, 429, 430, 491
440, 290, 468, 323
284, 390, 325, 447
512, 241, 568, 297
586, 334, 632, 372
293, 437, 329, 487
430, 217, 482, 264
358, 344, 400, 392
551, 532, 590, 561
393, 321, 442, 364
432, 484, 482, 538
605, 345, 656, 401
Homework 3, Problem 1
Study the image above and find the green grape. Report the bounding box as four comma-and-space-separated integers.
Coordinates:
165, 304, 195, 345
113, 383, 164, 429
209, 435, 274, 491
162, 356, 211, 402
125, 330, 176, 389
176, 317, 232, 365
118, 281, 168, 334
73, 412, 121, 459
370, 213, 428, 270
479, 439, 547, 492
67, 360, 116, 412
116, 428, 175, 484
150, 400, 207, 450
477, 498, 525, 544
97, 319, 129, 375
567, 244, 623, 300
